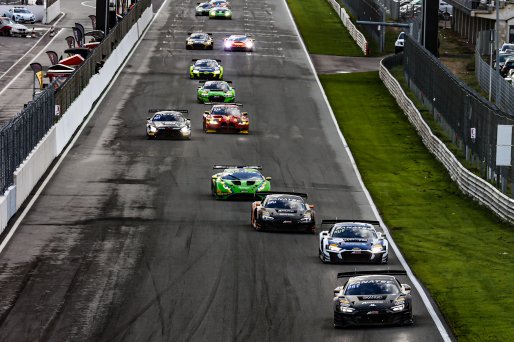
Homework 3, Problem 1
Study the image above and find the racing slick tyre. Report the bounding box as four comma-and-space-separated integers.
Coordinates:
319, 250, 329, 263
252, 211, 262, 231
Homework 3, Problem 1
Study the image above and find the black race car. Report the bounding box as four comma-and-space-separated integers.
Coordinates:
146, 109, 191, 140
186, 32, 214, 50
195, 2, 212, 16
251, 192, 315, 233
333, 270, 413, 328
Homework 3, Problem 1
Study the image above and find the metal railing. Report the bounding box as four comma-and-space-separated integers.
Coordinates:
0, 0, 151, 194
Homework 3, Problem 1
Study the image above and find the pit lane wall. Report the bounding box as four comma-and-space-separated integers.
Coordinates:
379, 59, 514, 223
326, 0, 368, 56
0, 5, 153, 234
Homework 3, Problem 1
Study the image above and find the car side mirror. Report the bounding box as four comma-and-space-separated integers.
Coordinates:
377, 232, 384, 239
402, 284, 411, 294
309, 204, 315, 209
265, 177, 271, 180
147, 117, 150, 120
321, 231, 328, 236
212, 175, 217, 180
333, 286, 342, 297
242, 112, 248, 116
204, 111, 210, 114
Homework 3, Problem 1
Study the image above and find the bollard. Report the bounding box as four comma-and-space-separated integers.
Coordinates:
31, 28, 36, 38
49, 26, 55, 37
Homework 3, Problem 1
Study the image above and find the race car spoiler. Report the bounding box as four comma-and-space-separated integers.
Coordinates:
204, 102, 243, 106
188, 32, 213, 35
213, 165, 262, 170
148, 109, 189, 114
321, 220, 380, 226
199, 80, 232, 84
192, 59, 221, 62
337, 270, 407, 279
255, 191, 308, 198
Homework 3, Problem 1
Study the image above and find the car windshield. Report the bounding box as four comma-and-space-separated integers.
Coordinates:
15, 9, 30, 13
265, 197, 304, 209
204, 82, 228, 91
191, 34, 207, 39
199, 3, 211, 8
222, 172, 262, 181
196, 60, 217, 67
345, 279, 400, 295
214, 7, 227, 11
331, 226, 374, 239
231, 36, 247, 42
398, 32, 405, 39
152, 113, 184, 122
211, 106, 241, 116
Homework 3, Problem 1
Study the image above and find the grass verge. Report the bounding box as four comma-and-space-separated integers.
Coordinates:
286, 0, 363, 56
320, 72, 514, 341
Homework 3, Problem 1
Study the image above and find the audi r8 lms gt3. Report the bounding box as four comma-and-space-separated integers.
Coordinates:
333, 270, 413, 328
197, 81, 235, 103
224, 35, 254, 51
251, 192, 316, 233
195, 2, 212, 16
186, 32, 214, 50
211, 166, 271, 200
319, 220, 388, 264
209, 7, 232, 19
146, 110, 191, 140
203, 103, 249, 133
190, 59, 223, 79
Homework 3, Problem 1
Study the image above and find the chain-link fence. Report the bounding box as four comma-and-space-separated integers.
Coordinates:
475, 31, 514, 116
374, 0, 400, 20
0, 88, 54, 194
1, 0, 151, 194
401, 35, 514, 188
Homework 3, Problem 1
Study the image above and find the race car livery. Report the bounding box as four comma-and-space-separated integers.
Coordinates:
224, 35, 254, 51
211, 166, 271, 200
146, 109, 191, 140
333, 270, 413, 328
251, 192, 316, 233
209, 6, 232, 19
186, 32, 214, 50
0, 17, 28, 36
203, 103, 249, 133
190, 59, 223, 79
195, 2, 212, 16
197, 81, 235, 103
319, 220, 388, 264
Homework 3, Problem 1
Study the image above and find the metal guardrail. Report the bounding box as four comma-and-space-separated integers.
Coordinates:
380, 55, 514, 222
0, 0, 151, 194
327, 0, 368, 55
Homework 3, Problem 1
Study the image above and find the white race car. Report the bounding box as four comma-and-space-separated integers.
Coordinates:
319, 220, 388, 264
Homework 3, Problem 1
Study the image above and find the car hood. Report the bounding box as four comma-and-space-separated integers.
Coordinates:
344, 294, 400, 310
263, 208, 304, 218
328, 237, 373, 249
194, 66, 217, 71
11, 23, 28, 30
151, 121, 184, 128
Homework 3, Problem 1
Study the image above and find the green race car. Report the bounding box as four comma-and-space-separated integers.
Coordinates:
209, 6, 232, 19
197, 80, 235, 103
190, 59, 223, 79
211, 165, 271, 200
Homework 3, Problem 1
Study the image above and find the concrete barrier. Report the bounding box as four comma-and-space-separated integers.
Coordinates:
0, 5, 154, 234
43, 0, 60, 24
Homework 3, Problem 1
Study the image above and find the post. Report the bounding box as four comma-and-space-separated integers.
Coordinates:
489, 29, 494, 101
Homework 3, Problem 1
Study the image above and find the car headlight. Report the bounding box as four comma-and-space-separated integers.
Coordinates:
371, 244, 384, 253
201, 90, 209, 95
225, 91, 232, 96
218, 179, 232, 193
224, 41, 231, 48
225, 11, 230, 16
328, 243, 342, 252
261, 211, 274, 221
246, 41, 254, 48
149, 125, 157, 132
193, 69, 199, 73
257, 181, 267, 191
213, 70, 220, 74
300, 210, 312, 222
180, 126, 190, 134
392, 297, 406, 311
391, 304, 405, 312
338, 299, 353, 312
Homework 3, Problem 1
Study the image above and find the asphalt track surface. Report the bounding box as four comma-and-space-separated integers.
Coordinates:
0, 0, 449, 341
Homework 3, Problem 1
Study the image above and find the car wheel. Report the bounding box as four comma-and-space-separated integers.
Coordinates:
319, 250, 329, 263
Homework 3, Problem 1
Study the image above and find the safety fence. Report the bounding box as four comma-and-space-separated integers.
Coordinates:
402, 34, 514, 193
0, 0, 151, 195
338, 0, 382, 53
475, 32, 514, 116
327, 0, 368, 55
380, 55, 514, 222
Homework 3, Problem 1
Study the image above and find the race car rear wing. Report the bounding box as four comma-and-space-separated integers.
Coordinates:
188, 32, 213, 35
213, 165, 262, 170
321, 219, 380, 226
148, 109, 188, 114
337, 270, 407, 279
192, 59, 221, 62
199, 80, 232, 84
255, 191, 308, 198
204, 102, 243, 106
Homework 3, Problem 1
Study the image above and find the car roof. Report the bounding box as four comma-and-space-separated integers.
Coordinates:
265, 194, 304, 201
196, 59, 217, 63
204, 80, 227, 85
153, 110, 184, 116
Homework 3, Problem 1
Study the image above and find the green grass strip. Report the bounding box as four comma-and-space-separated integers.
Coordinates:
320, 72, 514, 341
286, 0, 363, 56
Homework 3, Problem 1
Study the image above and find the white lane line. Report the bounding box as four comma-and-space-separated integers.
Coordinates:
0, 12, 65, 83
81, 1, 96, 8
283, 1, 452, 341
0, 2, 161, 255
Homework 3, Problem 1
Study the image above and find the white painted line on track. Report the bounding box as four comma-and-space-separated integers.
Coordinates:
0, 12, 65, 83
0, 5, 161, 254
0, 13, 66, 95
81, 0, 96, 8
283, 1, 453, 341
